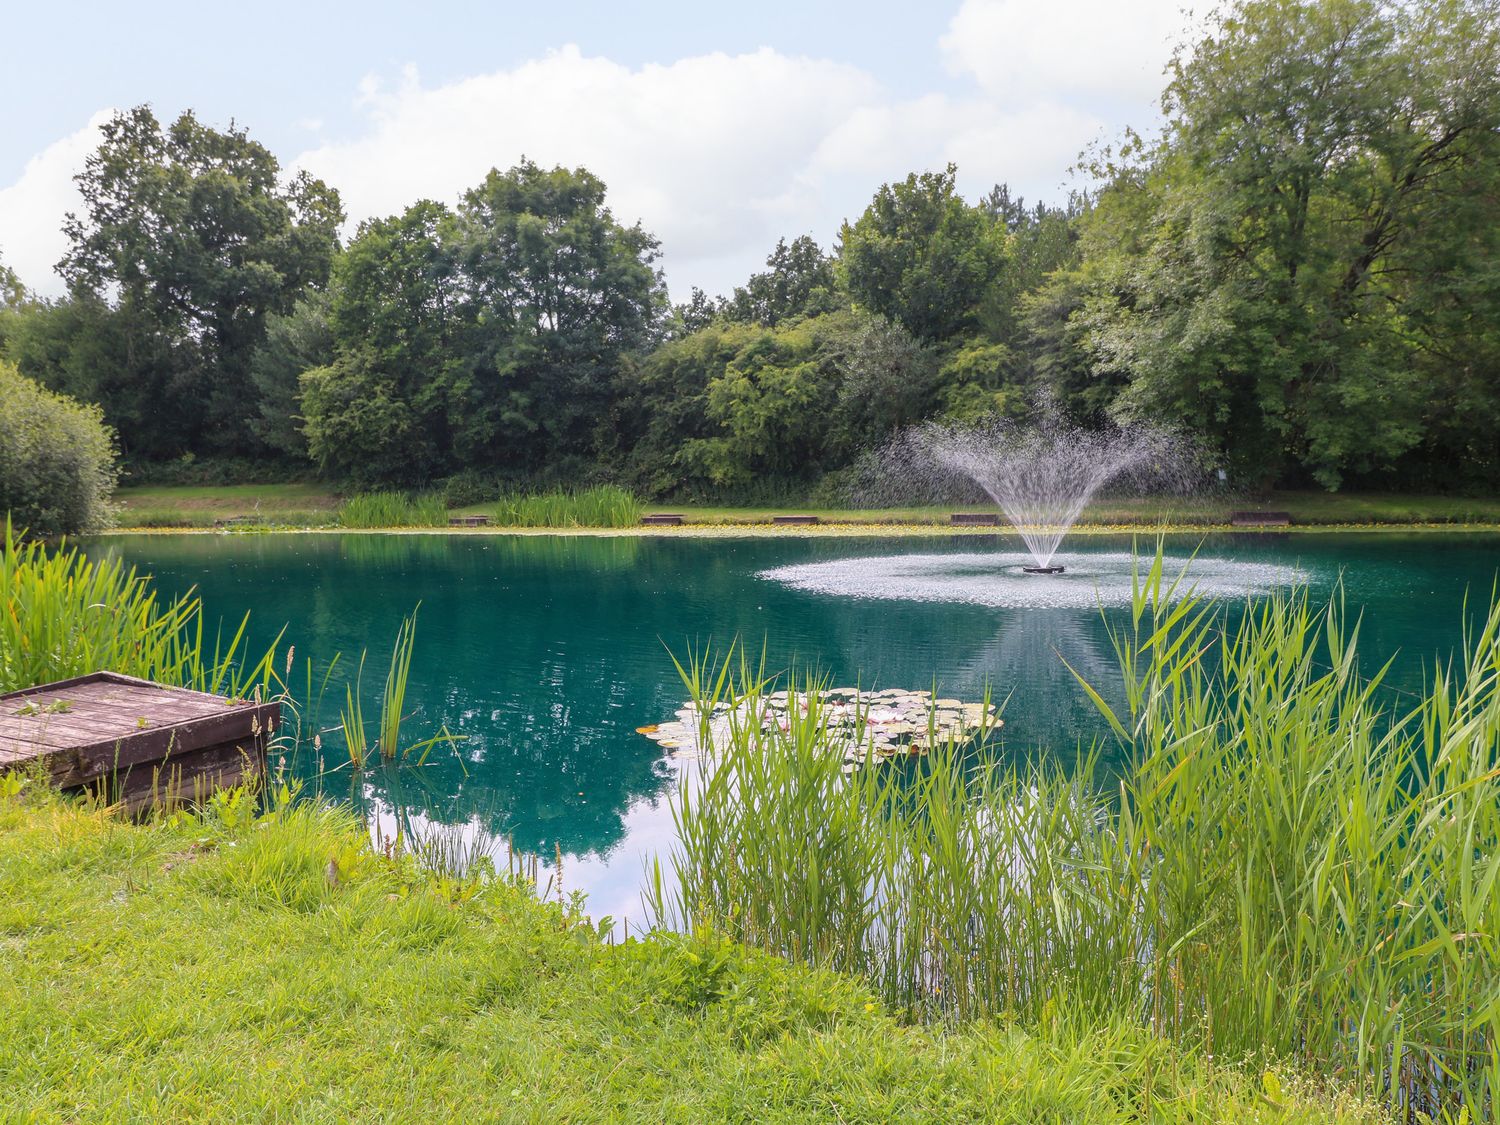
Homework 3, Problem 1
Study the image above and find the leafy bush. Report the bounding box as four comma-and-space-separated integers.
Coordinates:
0, 360, 117, 536
439, 468, 506, 508
337, 491, 448, 528
492, 485, 642, 527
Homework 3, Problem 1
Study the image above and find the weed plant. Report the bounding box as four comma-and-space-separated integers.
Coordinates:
492, 485, 642, 527
653, 555, 1500, 1120
338, 491, 448, 528
0, 520, 277, 697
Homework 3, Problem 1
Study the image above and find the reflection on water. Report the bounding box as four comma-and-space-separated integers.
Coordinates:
92, 530, 1500, 924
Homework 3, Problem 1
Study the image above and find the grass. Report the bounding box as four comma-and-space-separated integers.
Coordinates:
655, 559, 1500, 1121
492, 484, 644, 527
111, 482, 1500, 532
116, 482, 340, 528
338, 491, 448, 529
666, 490, 1500, 527
0, 521, 277, 697
0, 785, 1387, 1123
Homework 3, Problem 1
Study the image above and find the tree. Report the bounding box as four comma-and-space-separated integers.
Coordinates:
0, 360, 117, 537
664, 287, 720, 338
0, 252, 23, 310
838, 166, 1010, 343
59, 106, 343, 453
1087, 0, 1500, 487
1, 296, 187, 461
448, 160, 665, 469
247, 293, 333, 459
302, 201, 456, 481
721, 236, 840, 327
304, 162, 665, 482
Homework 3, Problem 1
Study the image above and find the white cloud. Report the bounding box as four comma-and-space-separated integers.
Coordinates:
940, 0, 1188, 107
0, 110, 112, 298
293, 46, 882, 298
2, 9, 1192, 303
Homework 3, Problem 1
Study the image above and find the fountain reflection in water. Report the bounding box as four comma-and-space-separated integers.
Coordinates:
863, 408, 1193, 571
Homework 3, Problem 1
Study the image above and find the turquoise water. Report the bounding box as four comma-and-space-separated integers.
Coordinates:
93, 531, 1500, 923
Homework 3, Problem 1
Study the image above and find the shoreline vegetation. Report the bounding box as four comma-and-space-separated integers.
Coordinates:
111, 483, 1500, 534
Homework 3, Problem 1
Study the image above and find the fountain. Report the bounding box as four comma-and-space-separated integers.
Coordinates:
859, 407, 1189, 572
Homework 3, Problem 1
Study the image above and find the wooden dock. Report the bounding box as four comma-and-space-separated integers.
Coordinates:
0, 672, 280, 812
951, 513, 1001, 526
641, 513, 685, 526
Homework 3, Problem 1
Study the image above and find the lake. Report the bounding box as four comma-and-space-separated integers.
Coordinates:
92, 530, 1500, 925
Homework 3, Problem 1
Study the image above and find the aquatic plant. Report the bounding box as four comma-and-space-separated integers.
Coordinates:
491, 485, 642, 528
337, 491, 448, 528
335, 606, 461, 769
653, 556, 1500, 1120
0, 519, 278, 697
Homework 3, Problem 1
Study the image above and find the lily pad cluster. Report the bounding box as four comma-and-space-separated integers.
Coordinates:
636, 688, 1001, 766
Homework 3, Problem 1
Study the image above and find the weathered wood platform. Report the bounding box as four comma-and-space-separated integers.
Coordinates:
641, 513, 685, 526
771, 515, 820, 526
448, 515, 490, 527
1230, 510, 1292, 527
0, 672, 279, 812
951, 513, 1001, 526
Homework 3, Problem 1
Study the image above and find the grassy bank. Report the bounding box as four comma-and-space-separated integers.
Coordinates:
114, 483, 1500, 532
0, 788, 1384, 1123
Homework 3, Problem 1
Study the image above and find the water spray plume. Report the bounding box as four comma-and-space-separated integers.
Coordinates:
861, 407, 1193, 570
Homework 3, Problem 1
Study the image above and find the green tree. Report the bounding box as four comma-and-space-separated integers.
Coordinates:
838, 166, 1010, 343
448, 160, 665, 469
0, 252, 23, 310
0, 360, 118, 537
1087, 0, 1500, 487
247, 293, 333, 459
721, 236, 840, 327
301, 201, 456, 481
2, 296, 186, 461
59, 106, 343, 453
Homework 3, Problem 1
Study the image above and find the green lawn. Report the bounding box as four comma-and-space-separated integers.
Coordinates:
0, 788, 1384, 1123
116, 483, 340, 528
113, 482, 1500, 531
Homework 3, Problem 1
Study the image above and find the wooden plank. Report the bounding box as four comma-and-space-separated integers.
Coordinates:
108, 739, 266, 815
0, 672, 279, 810
57, 705, 279, 787
0, 670, 234, 707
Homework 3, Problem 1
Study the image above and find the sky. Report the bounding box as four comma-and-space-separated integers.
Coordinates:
0, 0, 1195, 303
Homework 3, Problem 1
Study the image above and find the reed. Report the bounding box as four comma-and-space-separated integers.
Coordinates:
0, 520, 278, 697
337, 491, 448, 528
653, 555, 1500, 1120
491, 485, 642, 527
335, 606, 460, 769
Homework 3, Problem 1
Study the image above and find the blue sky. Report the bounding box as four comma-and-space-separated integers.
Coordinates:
1, 0, 1191, 300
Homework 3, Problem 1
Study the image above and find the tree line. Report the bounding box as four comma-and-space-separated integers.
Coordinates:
2, 0, 1497, 497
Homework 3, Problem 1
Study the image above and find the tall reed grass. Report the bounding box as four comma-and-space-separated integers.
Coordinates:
492, 485, 641, 528
652, 555, 1500, 1120
337, 491, 448, 528
335, 606, 460, 769
0, 520, 278, 697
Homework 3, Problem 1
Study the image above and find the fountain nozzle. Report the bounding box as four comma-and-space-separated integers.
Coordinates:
1022, 565, 1066, 575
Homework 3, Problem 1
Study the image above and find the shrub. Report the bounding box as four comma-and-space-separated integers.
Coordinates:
0, 360, 117, 537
